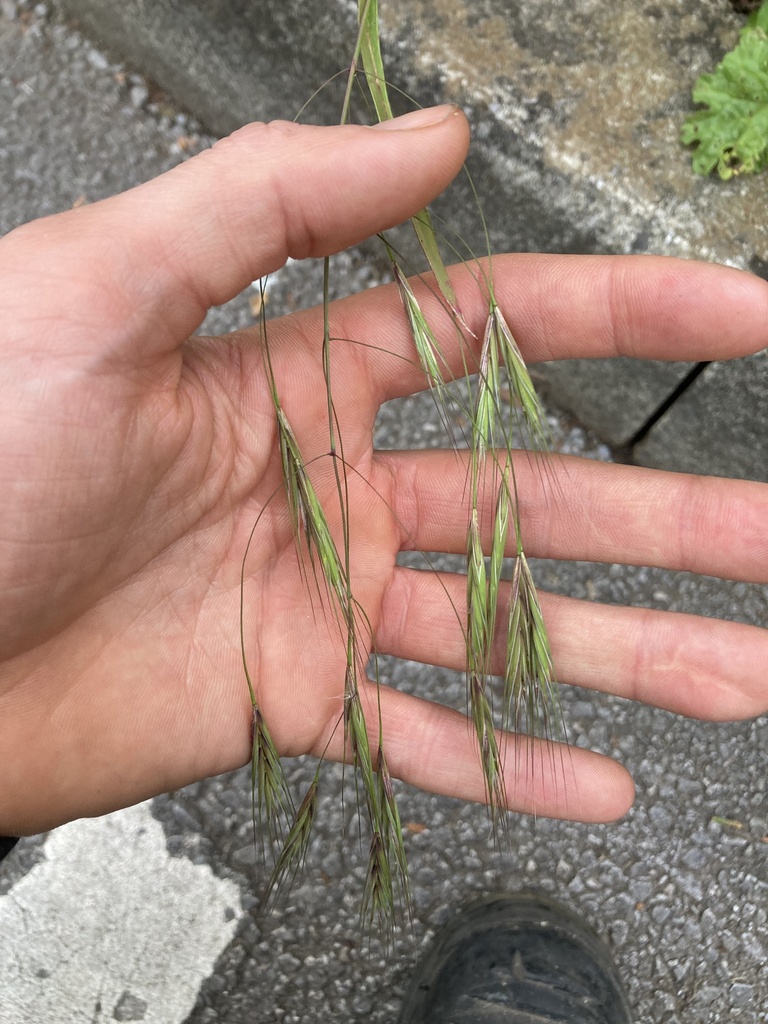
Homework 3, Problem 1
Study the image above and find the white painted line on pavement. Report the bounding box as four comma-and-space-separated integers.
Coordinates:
0, 801, 242, 1023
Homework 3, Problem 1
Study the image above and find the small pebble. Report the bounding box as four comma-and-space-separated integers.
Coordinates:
130, 83, 149, 108
87, 47, 110, 70
730, 982, 755, 1008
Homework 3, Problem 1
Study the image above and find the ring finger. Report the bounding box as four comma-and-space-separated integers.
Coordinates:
377, 566, 768, 721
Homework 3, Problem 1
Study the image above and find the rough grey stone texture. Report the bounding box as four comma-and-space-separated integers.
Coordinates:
53, 0, 768, 476
636, 350, 768, 480
53, 0, 363, 135
542, 357, 694, 448
0, 3, 206, 232
2, 5, 767, 1024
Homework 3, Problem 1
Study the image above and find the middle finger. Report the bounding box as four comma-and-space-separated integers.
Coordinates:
377, 449, 768, 584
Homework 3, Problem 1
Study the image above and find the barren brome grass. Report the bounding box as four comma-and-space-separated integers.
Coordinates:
240, 0, 567, 937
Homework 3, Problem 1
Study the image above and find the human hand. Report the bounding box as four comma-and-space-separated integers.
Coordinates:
0, 105, 766, 836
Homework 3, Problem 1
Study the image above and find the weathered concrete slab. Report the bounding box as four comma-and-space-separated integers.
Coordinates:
636, 350, 768, 480
541, 357, 694, 448
54, 0, 768, 261
53, 0, 767, 474
53, 0, 357, 136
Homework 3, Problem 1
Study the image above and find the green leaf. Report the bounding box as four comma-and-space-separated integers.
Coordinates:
681, 3, 768, 179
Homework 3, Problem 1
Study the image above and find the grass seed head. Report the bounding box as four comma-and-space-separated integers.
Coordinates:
392, 262, 448, 394
250, 706, 295, 845
265, 778, 319, 905
491, 305, 551, 452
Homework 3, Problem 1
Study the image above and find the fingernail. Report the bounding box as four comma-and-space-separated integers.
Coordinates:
372, 104, 460, 131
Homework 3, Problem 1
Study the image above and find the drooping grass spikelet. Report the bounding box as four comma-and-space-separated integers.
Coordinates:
275, 407, 348, 617
276, 407, 313, 572
377, 746, 411, 919
265, 777, 319, 905
504, 554, 526, 736
503, 550, 563, 746
490, 303, 551, 452
465, 508, 506, 816
410, 209, 464, 326
362, 830, 394, 932
473, 311, 503, 458
361, 753, 411, 934
251, 706, 294, 845
344, 672, 377, 797
469, 675, 505, 816
391, 260, 448, 396
486, 469, 510, 666
520, 553, 562, 741
345, 679, 411, 932
466, 507, 489, 681
242, 518, 295, 851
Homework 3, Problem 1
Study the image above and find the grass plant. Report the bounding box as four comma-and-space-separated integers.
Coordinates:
240, 0, 566, 937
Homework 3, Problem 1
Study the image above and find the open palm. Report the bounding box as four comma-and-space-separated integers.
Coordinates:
1, 109, 766, 837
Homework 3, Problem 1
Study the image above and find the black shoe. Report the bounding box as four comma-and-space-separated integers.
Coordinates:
398, 893, 633, 1023
0, 836, 19, 862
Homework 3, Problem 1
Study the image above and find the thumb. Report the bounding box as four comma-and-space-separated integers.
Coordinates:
0, 105, 469, 359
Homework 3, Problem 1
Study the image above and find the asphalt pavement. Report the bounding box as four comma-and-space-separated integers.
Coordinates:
0, 4, 766, 1023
